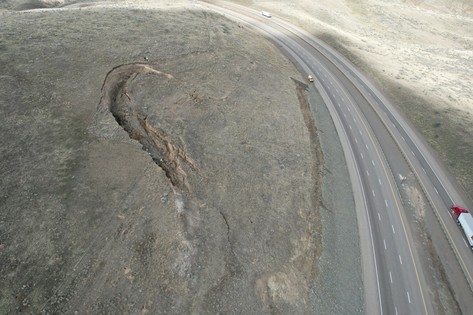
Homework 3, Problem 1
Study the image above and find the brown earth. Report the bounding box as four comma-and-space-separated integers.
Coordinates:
1, 0, 469, 313
0, 2, 362, 313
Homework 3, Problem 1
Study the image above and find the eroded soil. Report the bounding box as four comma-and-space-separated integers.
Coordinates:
0, 3, 357, 313
100, 63, 195, 190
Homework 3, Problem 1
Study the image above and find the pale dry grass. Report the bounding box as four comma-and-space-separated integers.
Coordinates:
247, 0, 473, 200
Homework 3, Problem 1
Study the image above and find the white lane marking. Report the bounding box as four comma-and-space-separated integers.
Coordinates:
407, 291, 411, 304
361, 174, 384, 315
337, 102, 340, 107
389, 271, 393, 283
355, 137, 358, 143
378, 212, 381, 221
434, 187, 439, 194
349, 125, 352, 130
354, 118, 357, 123
399, 255, 403, 265
463, 238, 468, 248
360, 152, 364, 159
422, 167, 426, 174
395, 307, 398, 315
385, 199, 388, 207
372, 160, 375, 166
367, 170, 370, 176
360, 129, 363, 135
384, 239, 387, 250
365, 143, 368, 150
392, 225, 395, 234
410, 150, 415, 156
372, 190, 376, 197
343, 113, 346, 118
378, 178, 382, 185
401, 136, 405, 141
348, 107, 351, 112
341, 97, 345, 102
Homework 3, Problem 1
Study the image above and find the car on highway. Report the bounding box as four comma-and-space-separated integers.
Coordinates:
307, 75, 314, 82
261, 11, 272, 18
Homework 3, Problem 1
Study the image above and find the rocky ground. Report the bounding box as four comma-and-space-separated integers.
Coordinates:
0, 1, 362, 313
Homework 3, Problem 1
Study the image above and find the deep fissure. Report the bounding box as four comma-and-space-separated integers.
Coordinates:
99, 63, 196, 190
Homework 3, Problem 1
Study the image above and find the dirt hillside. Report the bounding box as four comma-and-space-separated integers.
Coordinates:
0, 1, 362, 313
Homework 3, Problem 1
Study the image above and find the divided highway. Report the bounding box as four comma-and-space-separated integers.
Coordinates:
201, 1, 473, 314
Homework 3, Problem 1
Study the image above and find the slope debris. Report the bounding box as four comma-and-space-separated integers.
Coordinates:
99, 63, 196, 191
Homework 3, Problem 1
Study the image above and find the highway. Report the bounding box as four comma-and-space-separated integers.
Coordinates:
200, 1, 473, 314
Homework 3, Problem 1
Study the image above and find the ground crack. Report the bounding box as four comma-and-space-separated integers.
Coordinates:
218, 210, 242, 278
219, 210, 239, 259
291, 77, 325, 279
219, 210, 231, 244
99, 63, 196, 191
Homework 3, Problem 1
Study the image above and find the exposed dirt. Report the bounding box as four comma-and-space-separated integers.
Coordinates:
254, 79, 325, 312
0, 2, 359, 313
99, 63, 196, 191
2, 0, 468, 313
0, 0, 65, 10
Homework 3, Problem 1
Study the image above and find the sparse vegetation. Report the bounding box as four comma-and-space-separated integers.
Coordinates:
1, 2, 357, 313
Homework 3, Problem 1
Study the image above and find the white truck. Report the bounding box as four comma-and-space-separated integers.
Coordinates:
451, 206, 473, 249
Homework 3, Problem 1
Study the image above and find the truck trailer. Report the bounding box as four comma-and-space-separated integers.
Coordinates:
451, 205, 473, 249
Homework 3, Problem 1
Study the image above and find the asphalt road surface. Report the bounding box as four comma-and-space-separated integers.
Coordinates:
201, 1, 473, 314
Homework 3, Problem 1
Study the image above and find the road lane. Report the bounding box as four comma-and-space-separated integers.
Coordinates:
199, 2, 435, 314
264, 9, 473, 293
282, 23, 430, 314
200, 3, 473, 315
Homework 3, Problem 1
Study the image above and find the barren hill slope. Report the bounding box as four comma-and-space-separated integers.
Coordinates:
0, 1, 362, 313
